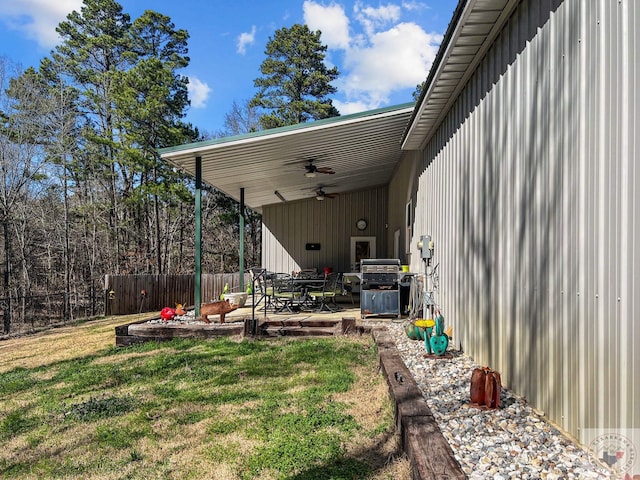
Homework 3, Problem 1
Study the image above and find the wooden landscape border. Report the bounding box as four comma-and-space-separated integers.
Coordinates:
115, 317, 244, 346
114, 316, 358, 346
372, 327, 467, 480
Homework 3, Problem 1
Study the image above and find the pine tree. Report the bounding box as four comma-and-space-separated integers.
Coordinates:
251, 24, 340, 129
51, 0, 197, 274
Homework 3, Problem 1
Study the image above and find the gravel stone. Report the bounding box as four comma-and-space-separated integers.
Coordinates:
383, 321, 612, 479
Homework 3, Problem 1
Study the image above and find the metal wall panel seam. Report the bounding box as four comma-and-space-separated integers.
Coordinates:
596, 0, 609, 431
577, 0, 587, 437
617, 0, 631, 431
546, 6, 559, 422
631, 0, 640, 430
562, 0, 577, 434
610, 0, 622, 430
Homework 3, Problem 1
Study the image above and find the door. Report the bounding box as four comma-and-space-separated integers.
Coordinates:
350, 236, 376, 271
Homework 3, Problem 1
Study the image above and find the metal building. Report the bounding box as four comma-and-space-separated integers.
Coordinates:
401, 0, 639, 444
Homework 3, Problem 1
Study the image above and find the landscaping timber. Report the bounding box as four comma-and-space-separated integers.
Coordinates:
115, 318, 244, 346
372, 328, 467, 480
257, 317, 356, 337
115, 314, 358, 346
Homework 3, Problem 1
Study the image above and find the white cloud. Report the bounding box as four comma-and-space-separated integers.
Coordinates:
187, 76, 212, 109
301, 1, 442, 112
341, 22, 440, 103
237, 25, 256, 55
0, 0, 82, 48
332, 98, 372, 115
354, 1, 401, 37
303, 1, 350, 50
401, 1, 429, 12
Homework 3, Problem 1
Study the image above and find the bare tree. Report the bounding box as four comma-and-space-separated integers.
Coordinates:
0, 59, 51, 333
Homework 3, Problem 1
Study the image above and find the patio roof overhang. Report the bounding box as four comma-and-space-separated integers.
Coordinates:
402, 0, 519, 151
159, 103, 415, 213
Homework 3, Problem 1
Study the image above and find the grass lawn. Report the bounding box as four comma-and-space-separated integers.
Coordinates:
0, 315, 408, 479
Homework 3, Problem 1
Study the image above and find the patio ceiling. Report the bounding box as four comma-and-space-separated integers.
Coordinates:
159, 103, 414, 213
402, 0, 519, 150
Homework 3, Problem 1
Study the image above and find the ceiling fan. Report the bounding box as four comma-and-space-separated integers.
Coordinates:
304, 159, 335, 178
314, 187, 338, 201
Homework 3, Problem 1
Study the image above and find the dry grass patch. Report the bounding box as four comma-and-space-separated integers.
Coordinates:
0, 314, 156, 373
334, 356, 411, 480
89, 348, 160, 365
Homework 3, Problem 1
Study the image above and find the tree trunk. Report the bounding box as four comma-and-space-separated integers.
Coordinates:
154, 192, 162, 274
63, 164, 71, 322
3, 218, 11, 334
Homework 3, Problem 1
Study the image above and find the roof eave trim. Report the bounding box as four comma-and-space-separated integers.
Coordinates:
401, 0, 470, 150
402, 0, 520, 152
160, 102, 414, 160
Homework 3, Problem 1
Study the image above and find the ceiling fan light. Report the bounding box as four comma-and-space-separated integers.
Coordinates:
316, 194, 325, 200
305, 171, 317, 178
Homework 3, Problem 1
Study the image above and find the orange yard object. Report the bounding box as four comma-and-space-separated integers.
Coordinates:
200, 300, 238, 324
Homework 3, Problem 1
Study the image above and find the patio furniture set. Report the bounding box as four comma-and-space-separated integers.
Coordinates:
248, 269, 353, 314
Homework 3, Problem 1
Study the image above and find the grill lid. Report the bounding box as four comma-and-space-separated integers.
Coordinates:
361, 258, 401, 274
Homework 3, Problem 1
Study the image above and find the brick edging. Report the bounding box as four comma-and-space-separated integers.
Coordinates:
372, 327, 467, 480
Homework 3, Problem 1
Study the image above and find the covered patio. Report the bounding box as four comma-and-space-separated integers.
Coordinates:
159, 103, 417, 320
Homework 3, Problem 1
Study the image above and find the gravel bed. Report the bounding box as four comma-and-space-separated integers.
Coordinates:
384, 321, 611, 480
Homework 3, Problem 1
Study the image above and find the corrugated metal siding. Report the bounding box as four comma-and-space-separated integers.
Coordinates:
262, 186, 388, 273
408, 0, 638, 442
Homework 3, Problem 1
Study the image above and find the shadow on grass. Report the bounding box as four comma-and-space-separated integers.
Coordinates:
284, 429, 405, 480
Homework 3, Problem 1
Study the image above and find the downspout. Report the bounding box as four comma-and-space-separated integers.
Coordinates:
195, 156, 202, 318
239, 188, 245, 292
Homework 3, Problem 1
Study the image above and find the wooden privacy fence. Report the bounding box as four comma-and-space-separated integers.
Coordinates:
104, 273, 242, 315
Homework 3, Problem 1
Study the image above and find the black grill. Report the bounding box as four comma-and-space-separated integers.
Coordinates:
360, 259, 401, 318
361, 259, 400, 289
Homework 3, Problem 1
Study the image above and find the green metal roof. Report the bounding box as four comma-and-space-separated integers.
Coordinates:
160, 103, 415, 211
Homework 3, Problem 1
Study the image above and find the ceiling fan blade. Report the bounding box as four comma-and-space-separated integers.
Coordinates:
314, 188, 338, 199
316, 167, 335, 174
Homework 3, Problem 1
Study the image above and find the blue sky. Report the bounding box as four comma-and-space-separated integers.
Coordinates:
0, 0, 457, 134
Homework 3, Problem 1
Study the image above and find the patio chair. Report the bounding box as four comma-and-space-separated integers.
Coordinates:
272, 273, 303, 313
293, 271, 326, 310
247, 268, 275, 313
336, 273, 354, 305
308, 272, 340, 313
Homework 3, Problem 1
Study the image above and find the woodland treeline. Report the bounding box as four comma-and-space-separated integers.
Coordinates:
0, 1, 261, 333
1, 0, 342, 334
